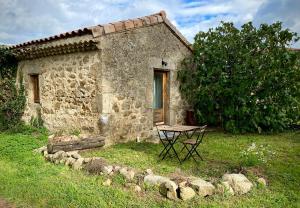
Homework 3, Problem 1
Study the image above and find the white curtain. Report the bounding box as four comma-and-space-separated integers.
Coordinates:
153, 73, 163, 109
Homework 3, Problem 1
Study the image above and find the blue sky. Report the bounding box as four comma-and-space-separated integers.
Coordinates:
0, 0, 299, 47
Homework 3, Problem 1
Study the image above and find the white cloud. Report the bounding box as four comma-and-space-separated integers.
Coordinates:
0, 0, 298, 47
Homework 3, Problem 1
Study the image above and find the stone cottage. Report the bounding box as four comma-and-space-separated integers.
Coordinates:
11, 11, 192, 145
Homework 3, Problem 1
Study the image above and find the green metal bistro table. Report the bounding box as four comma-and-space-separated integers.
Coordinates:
156, 125, 204, 163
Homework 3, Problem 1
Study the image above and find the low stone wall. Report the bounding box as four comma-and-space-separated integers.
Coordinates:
34, 146, 267, 201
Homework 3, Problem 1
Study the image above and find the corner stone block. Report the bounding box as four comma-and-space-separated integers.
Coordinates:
91, 26, 104, 37
149, 15, 158, 24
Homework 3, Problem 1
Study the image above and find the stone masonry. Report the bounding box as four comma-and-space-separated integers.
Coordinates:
14, 11, 192, 145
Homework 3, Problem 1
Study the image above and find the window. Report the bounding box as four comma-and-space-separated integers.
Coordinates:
30, 74, 40, 103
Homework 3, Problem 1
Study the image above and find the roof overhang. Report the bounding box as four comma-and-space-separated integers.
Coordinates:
10, 11, 192, 60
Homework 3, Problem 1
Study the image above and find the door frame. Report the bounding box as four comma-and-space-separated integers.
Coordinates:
153, 69, 170, 124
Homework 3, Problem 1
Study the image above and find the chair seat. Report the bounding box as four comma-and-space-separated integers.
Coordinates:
181, 139, 197, 145
161, 137, 174, 141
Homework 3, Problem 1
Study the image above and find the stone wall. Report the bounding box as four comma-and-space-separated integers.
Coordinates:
18, 50, 101, 133
96, 23, 191, 144
18, 23, 191, 145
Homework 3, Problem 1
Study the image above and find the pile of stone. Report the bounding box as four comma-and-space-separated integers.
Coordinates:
34, 146, 266, 201
144, 173, 254, 201
34, 146, 90, 170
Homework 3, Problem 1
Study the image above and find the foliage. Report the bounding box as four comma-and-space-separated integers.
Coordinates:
30, 108, 44, 128
0, 47, 17, 79
0, 48, 26, 131
178, 22, 300, 133
239, 142, 276, 167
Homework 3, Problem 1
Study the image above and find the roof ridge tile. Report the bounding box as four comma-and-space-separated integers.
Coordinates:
11, 10, 192, 51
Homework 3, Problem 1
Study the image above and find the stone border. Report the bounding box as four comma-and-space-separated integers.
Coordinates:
34, 146, 267, 201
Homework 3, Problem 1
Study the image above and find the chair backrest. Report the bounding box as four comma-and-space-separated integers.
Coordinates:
155, 123, 176, 140
155, 122, 167, 140
194, 125, 207, 144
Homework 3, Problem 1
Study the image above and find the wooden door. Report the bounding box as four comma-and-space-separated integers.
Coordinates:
153, 71, 168, 124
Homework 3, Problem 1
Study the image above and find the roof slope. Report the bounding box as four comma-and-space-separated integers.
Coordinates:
11, 11, 192, 51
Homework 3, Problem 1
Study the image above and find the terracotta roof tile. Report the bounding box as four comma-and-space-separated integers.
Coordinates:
11, 11, 192, 51
124, 20, 134, 30
140, 17, 151, 25
113, 21, 126, 31
133, 19, 143, 27
13, 40, 98, 60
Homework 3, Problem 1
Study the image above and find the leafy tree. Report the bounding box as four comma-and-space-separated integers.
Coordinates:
0, 47, 26, 130
0, 47, 18, 78
178, 22, 300, 133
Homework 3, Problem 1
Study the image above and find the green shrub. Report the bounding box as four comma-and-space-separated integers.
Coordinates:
178, 22, 300, 133
30, 108, 44, 128
0, 48, 26, 131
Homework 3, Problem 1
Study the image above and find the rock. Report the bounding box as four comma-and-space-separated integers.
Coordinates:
222, 173, 253, 195
47, 154, 54, 162
73, 158, 84, 170
159, 180, 178, 200
34, 146, 47, 154
59, 158, 67, 164
66, 151, 79, 158
71, 152, 81, 159
119, 167, 135, 180
190, 178, 215, 197
84, 158, 107, 175
83, 157, 92, 164
43, 151, 49, 157
134, 185, 142, 193
119, 167, 127, 178
65, 157, 76, 166
135, 173, 145, 185
102, 165, 113, 175
126, 169, 135, 180
178, 181, 187, 188
257, 178, 267, 186
113, 165, 121, 172
216, 181, 234, 195
144, 175, 170, 186
103, 179, 111, 186
179, 187, 196, 201
53, 150, 65, 161
145, 169, 153, 175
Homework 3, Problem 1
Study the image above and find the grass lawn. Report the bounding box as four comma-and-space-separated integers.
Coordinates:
0, 131, 299, 207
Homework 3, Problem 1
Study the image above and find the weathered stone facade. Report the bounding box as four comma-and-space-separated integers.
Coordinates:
97, 24, 191, 144
15, 11, 192, 145
19, 50, 101, 133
